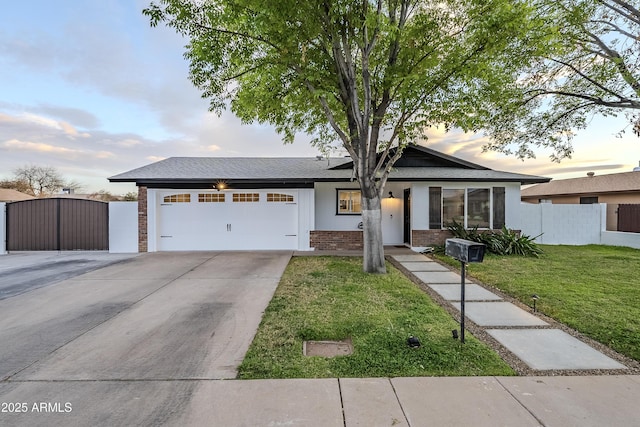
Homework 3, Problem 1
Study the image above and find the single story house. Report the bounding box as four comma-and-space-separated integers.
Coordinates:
109, 146, 549, 252
521, 169, 640, 231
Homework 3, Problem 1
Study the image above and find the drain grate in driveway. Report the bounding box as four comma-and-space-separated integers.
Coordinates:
303, 338, 353, 357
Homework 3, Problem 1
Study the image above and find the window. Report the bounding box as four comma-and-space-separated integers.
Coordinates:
267, 193, 294, 202
337, 189, 361, 214
467, 188, 490, 228
493, 187, 506, 229
438, 187, 505, 229
429, 187, 442, 229
442, 189, 465, 226
233, 193, 259, 202
198, 193, 225, 203
163, 193, 190, 203
580, 196, 598, 204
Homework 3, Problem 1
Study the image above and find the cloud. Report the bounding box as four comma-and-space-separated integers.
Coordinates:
3, 139, 81, 155
34, 104, 100, 128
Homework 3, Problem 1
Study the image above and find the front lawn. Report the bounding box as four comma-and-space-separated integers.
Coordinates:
238, 257, 513, 379
436, 245, 640, 362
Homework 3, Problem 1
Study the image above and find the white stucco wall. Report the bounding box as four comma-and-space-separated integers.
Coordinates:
297, 188, 315, 250
314, 182, 406, 245
0, 203, 6, 255
109, 202, 139, 253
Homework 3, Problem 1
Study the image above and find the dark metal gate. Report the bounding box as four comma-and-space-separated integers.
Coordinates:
6, 198, 109, 250
618, 204, 640, 233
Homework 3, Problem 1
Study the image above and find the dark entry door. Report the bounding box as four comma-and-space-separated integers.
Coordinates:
403, 189, 411, 244
7, 198, 109, 250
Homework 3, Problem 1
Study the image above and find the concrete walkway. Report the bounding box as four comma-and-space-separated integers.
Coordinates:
391, 254, 628, 372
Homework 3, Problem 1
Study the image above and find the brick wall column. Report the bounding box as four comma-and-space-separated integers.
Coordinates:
138, 186, 148, 252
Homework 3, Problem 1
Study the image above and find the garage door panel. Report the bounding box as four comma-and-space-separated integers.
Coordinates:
157, 191, 298, 251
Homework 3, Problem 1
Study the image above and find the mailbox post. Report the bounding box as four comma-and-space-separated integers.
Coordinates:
445, 238, 486, 343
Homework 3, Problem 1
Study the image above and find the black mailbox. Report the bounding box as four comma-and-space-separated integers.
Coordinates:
445, 238, 486, 263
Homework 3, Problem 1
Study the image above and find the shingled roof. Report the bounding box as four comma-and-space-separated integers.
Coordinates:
521, 171, 640, 198
109, 146, 549, 186
0, 188, 35, 202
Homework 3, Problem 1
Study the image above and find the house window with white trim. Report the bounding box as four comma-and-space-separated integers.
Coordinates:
431, 187, 505, 229
337, 189, 362, 214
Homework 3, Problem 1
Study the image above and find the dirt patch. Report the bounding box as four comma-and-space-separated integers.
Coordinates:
303, 338, 353, 357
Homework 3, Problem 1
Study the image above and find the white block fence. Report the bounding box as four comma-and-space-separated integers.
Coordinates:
516, 203, 640, 249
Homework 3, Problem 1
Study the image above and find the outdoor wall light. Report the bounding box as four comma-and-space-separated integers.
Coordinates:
214, 180, 227, 191
388, 191, 394, 198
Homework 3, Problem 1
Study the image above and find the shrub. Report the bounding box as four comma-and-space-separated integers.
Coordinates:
446, 219, 543, 257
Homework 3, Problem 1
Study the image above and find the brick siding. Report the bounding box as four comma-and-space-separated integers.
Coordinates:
411, 229, 520, 247
310, 230, 363, 250
411, 229, 454, 247
138, 186, 148, 252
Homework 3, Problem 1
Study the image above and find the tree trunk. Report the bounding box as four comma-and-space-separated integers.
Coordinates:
361, 193, 386, 274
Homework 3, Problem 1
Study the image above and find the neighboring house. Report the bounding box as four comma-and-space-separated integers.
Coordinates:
109, 145, 549, 252
521, 169, 640, 231
0, 189, 35, 202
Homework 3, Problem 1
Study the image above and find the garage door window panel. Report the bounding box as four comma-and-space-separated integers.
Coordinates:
267, 193, 294, 202
199, 193, 225, 202
163, 194, 191, 203
233, 193, 259, 202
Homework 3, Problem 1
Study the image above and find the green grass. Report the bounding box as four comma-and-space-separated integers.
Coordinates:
238, 257, 514, 379
436, 245, 640, 362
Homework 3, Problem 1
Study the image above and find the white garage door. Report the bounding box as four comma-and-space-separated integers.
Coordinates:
157, 190, 298, 250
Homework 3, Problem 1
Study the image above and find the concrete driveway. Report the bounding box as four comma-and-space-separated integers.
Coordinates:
0, 251, 138, 300
0, 251, 291, 426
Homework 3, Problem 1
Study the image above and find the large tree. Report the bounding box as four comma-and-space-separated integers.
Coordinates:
485, 0, 640, 161
4, 165, 83, 197
145, 0, 545, 272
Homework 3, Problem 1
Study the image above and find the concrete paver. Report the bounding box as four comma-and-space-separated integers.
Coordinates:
399, 261, 451, 272
488, 329, 627, 370
413, 270, 472, 284
340, 378, 408, 427
391, 254, 430, 262
391, 376, 541, 427
497, 376, 640, 427
451, 301, 549, 326
429, 283, 502, 301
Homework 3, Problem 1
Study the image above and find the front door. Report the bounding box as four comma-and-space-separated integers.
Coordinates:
403, 189, 411, 245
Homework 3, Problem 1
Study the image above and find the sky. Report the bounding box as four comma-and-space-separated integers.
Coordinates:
1, 1, 639, 195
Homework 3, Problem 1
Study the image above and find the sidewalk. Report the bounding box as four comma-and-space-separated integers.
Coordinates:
185, 375, 640, 426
